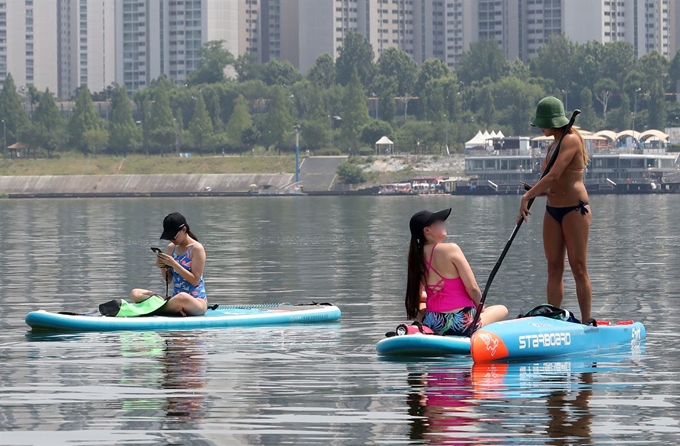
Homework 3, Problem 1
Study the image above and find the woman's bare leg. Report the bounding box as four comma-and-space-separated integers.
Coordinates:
129, 289, 157, 303
562, 205, 592, 322
544, 210, 567, 308
162, 292, 208, 316
479, 305, 508, 326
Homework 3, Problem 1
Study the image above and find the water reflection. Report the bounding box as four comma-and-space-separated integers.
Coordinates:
1, 196, 679, 444
118, 332, 208, 428
545, 371, 593, 445
406, 362, 489, 445
403, 347, 644, 445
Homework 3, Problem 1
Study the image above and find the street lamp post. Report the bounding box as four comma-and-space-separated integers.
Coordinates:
173, 118, 180, 156
1, 119, 5, 157
329, 115, 341, 151
561, 89, 568, 112
370, 92, 377, 119
403, 95, 410, 122
294, 124, 301, 183
444, 114, 448, 155
633, 87, 642, 136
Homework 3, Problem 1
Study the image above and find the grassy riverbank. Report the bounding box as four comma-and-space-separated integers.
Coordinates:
0, 153, 296, 176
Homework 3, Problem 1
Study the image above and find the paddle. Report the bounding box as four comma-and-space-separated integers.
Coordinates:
469, 109, 581, 330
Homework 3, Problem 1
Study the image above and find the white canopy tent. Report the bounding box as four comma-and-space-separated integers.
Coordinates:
465, 131, 486, 149
375, 136, 394, 154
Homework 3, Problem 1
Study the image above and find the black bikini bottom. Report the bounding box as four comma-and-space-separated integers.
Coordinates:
546, 200, 589, 224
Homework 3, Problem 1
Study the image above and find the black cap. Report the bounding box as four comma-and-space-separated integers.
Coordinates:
160, 212, 187, 240
409, 208, 452, 244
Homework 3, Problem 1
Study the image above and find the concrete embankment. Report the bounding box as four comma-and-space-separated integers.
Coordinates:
0, 173, 294, 198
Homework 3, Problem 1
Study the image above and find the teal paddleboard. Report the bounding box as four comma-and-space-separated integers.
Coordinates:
25, 303, 341, 332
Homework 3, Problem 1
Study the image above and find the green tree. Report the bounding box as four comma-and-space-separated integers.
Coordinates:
262, 86, 293, 150
492, 77, 545, 136
419, 78, 446, 121
594, 78, 618, 122
340, 70, 371, 149
307, 53, 336, 89
0, 74, 30, 147
579, 87, 598, 130
234, 53, 265, 82
648, 81, 667, 130
300, 118, 329, 150
609, 93, 632, 131
638, 51, 670, 91
601, 41, 636, 86
189, 93, 214, 152
509, 59, 531, 81
376, 47, 418, 96
415, 58, 452, 96
174, 107, 185, 149
572, 41, 604, 90
336, 162, 366, 184
186, 40, 235, 86
82, 128, 109, 156
297, 82, 328, 121
360, 120, 393, 147
109, 85, 141, 154
478, 85, 496, 125
670, 48, 680, 89
335, 31, 376, 87
370, 74, 398, 122
29, 89, 67, 157
262, 59, 302, 86
240, 126, 261, 151
68, 85, 105, 153
144, 82, 176, 154
457, 40, 510, 85
26, 85, 40, 117
530, 34, 577, 91
395, 120, 435, 154
225, 95, 252, 146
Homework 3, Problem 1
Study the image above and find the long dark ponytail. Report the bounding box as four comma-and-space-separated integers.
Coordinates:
405, 237, 427, 319
184, 224, 198, 241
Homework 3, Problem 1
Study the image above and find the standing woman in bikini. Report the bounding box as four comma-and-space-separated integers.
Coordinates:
518, 96, 592, 322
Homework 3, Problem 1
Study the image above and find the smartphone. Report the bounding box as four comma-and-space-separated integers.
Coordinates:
150, 247, 163, 254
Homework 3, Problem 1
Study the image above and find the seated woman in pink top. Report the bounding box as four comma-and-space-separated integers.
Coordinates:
406, 208, 508, 336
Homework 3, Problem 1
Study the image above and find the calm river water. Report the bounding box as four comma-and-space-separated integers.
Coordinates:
0, 195, 678, 445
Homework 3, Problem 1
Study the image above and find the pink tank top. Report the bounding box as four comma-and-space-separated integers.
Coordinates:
424, 244, 475, 313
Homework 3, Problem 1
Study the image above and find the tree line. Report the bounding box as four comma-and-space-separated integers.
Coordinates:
1, 33, 678, 158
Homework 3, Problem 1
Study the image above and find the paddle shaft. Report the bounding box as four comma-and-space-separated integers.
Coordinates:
470, 110, 581, 328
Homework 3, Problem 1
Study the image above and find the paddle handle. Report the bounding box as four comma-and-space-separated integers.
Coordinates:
470, 110, 581, 329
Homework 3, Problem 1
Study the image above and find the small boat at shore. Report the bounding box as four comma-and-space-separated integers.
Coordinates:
25, 302, 341, 332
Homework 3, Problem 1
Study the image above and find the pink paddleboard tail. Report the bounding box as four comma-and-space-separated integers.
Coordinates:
395, 322, 434, 336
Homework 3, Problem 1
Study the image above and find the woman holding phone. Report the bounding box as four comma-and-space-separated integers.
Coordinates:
130, 212, 208, 316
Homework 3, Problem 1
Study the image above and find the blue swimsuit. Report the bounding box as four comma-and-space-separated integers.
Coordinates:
172, 246, 207, 301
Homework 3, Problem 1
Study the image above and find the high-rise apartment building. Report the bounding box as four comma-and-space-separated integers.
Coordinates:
115, 0, 238, 93
0, 1, 59, 94
58, 0, 116, 100
239, 0, 260, 58
265, 0, 475, 73
564, 0, 671, 58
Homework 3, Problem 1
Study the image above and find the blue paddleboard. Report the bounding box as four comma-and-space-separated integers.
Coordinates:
376, 333, 471, 357
471, 316, 645, 362
25, 303, 341, 332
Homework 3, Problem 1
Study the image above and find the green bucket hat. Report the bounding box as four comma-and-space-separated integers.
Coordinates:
531, 96, 569, 128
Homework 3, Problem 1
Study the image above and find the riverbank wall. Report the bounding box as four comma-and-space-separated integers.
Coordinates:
0, 173, 295, 198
